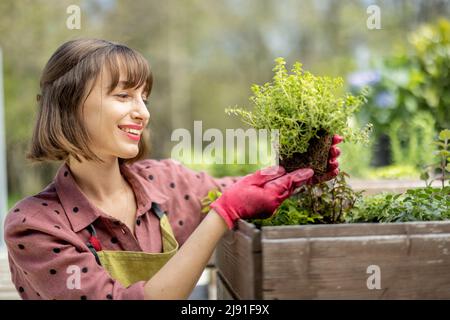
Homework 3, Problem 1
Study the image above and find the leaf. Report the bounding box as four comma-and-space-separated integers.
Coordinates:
420, 171, 430, 181
438, 129, 450, 141
438, 150, 450, 157
433, 141, 447, 148
418, 193, 429, 199
201, 207, 210, 214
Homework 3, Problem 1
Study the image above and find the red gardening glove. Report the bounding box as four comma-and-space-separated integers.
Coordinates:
309, 134, 343, 184
210, 166, 314, 229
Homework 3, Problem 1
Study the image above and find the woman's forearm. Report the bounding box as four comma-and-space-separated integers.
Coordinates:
143, 209, 228, 299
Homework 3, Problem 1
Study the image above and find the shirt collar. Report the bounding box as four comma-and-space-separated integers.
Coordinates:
54, 162, 168, 233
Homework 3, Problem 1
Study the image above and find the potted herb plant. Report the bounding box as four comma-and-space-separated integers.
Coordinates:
226, 57, 372, 174
206, 58, 450, 299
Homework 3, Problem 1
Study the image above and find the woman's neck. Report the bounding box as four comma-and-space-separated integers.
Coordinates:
67, 156, 127, 203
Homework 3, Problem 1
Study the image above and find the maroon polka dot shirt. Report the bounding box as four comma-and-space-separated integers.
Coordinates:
4, 159, 238, 300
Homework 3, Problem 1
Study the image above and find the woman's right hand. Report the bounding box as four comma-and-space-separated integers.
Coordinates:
210, 166, 314, 229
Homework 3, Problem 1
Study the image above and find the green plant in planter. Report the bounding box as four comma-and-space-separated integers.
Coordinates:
421, 129, 450, 188
226, 57, 372, 174
200, 172, 363, 227
346, 187, 450, 223
200, 188, 222, 214
250, 171, 363, 227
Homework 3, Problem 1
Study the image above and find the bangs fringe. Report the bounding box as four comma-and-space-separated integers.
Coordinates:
104, 45, 152, 96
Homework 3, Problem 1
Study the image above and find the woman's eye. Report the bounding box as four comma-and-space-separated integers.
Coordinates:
116, 93, 130, 99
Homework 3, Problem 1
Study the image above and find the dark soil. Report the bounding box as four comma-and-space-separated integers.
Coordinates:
279, 130, 333, 174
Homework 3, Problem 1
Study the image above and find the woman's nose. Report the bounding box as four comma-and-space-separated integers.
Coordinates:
132, 100, 150, 122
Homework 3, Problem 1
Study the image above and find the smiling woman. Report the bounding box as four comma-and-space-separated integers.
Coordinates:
3, 39, 341, 300
28, 38, 152, 165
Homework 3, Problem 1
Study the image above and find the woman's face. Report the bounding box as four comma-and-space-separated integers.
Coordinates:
81, 66, 150, 163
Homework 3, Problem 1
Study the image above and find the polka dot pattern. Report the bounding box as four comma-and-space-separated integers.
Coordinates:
5, 159, 239, 300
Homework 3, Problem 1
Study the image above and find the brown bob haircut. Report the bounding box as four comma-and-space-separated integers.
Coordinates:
27, 38, 152, 165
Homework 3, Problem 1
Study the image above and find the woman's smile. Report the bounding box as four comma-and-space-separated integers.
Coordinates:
118, 125, 142, 142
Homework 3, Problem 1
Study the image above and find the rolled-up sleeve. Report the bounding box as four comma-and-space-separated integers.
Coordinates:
162, 159, 242, 201
5, 212, 145, 300
131, 159, 244, 245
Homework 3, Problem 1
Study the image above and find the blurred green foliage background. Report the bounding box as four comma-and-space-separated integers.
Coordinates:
1, 0, 449, 207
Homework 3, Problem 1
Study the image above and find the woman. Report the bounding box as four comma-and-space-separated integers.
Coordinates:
4, 39, 342, 300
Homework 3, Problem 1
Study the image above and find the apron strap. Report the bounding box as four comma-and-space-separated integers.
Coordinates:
151, 202, 165, 220
86, 224, 101, 265
85, 202, 166, 264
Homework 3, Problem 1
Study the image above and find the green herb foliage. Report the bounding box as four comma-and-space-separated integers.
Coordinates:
250, 172, 363, 227
346, 187, 450, 223
421, 129, 450, 188
226, 58, 372, 159
200, 188, 222, 214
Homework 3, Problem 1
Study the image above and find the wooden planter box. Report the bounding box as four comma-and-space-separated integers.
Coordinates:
215, 219, 450, 299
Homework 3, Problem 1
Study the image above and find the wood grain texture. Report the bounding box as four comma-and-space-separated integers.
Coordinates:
262, 233, 450, 299
261, 221, 450, 239
217, 221, 450, 300
216, 271, 237, 300
215, 220, 262, 299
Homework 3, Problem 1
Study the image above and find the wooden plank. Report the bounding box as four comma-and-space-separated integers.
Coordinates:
236, 220, 262, 251
216, 271, 237, 300
262, 221, 450, 240
216, 226, 261, 299
261, 233, 450, 299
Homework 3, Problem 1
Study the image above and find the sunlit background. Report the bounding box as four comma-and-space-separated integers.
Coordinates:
1, 0, 449, 208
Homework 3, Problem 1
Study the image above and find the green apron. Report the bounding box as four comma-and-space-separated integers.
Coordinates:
87, 202, 179, 288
